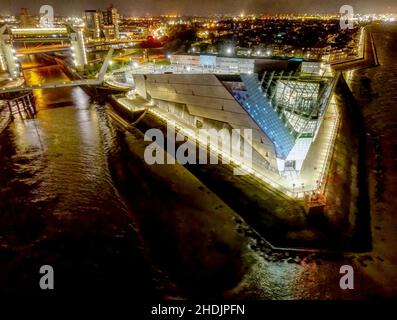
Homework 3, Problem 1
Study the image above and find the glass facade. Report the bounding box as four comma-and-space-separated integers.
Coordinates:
234, 74, 296, 159
232, 73, 334, 174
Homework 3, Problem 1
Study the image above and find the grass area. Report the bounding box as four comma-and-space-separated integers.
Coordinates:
154, 59, 171, 66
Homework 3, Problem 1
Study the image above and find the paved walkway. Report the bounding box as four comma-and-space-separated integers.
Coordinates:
295, 95, 340, 194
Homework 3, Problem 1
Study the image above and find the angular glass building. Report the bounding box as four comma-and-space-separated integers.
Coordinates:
132, 60, 336, 178
232, 71, 335, 175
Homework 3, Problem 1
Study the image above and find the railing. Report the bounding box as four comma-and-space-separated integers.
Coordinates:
0, 103, 11, 134
314, 73, 341, 196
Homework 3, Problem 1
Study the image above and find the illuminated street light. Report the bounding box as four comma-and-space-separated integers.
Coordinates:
226, 47, 233, 55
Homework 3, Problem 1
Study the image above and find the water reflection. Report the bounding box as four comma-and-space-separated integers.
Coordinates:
14, 55, 117, 216
0, 54, 154, 295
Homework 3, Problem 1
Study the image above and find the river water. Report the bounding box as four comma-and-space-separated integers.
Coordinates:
0, 47, 390, 299
0, 55, 157, 295
0, 55, 365, 299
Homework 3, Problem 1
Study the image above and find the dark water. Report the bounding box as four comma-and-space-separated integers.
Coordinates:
0, 55, 156, 295
1, 52, 388, 299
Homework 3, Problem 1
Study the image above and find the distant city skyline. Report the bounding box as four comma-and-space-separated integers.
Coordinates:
0, 0, 396, 16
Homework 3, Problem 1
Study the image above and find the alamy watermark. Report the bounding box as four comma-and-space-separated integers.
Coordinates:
39, 5, 54, 28
143, 122, 253, 175
340, 5, 355, 30
39, 265, 54, 290
339, 265, 354, 290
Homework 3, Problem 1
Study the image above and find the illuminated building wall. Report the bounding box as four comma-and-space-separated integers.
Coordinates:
134, 73, 279, 173
103, 25, 115, 41
0, 40, 20, 78
234, 73, 334, 174
170, 54, 255, 73
170, 54, 201, 66
132, 71, 335, 177
0, 52, 6, 72
84, 10, 102, 39
214, 56, 255, 73
70, 29, 87, 71
110, 7, 119, 39
85, 6, 120, 40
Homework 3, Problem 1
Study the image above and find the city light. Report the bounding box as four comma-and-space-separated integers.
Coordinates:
0, 54, 6, 71
10, 27, 68, 34
1, 1, 396, 303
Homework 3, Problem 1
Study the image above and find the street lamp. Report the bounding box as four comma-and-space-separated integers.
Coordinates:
226, 47, 233, 55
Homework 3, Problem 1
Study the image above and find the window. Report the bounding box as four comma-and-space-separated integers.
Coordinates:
285, 160, 296, 169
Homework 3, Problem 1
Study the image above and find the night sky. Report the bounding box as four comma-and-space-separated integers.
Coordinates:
0, 0, 396, 16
